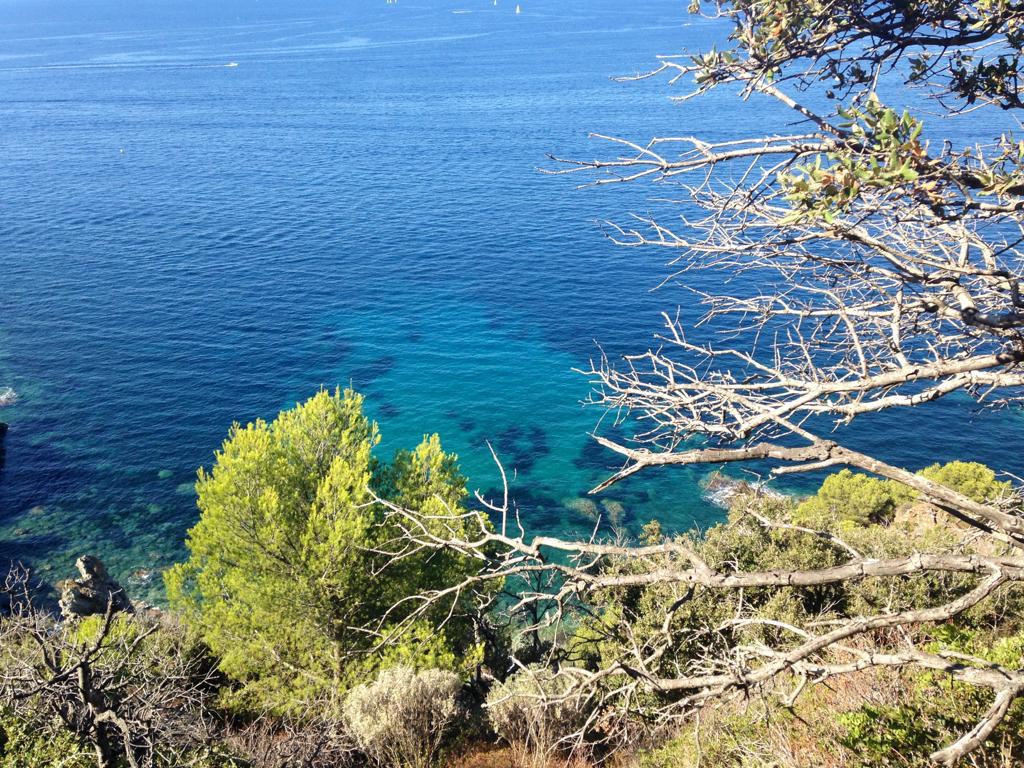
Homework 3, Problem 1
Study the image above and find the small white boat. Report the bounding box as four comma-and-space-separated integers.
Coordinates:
226, 62, 239, 68
515, 3, 521, 13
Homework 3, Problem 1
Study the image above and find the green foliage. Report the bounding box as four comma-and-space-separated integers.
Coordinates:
569, 463, 1023, 746
918, 460, 1013, 504
638, 709, 781, 768
793, 469, 909, 527
780, 95, 927, 221
682, 2, 1024, 228
688, 1, 1024, 109
637, 731, 700, 768
0, 711, 92, 768
836, 627, 1024, 767
837, 704, 940, 768
792, 461, 1011, 531
166, 389, 485, 713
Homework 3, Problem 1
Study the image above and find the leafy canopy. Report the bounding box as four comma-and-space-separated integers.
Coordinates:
918, 460, 1013, 504
166, 389, 483, 712
794, 468, 910, 527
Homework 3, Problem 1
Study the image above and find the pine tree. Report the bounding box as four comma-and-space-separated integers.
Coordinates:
165, 389, 481, 711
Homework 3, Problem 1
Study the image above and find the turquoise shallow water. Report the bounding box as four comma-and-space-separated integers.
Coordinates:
1, 0, 1022, 600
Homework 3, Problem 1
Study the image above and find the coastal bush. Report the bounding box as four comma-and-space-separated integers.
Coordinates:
837, 703, 941, 768
165, 389, 488, 712
564, 469, 1024, 763
0, 590, 224, 768
385, 450, 1019, 768
486, 666, 592, 767
917, 461, 1013, 505
343, 665, 462, 768
631, 672, 911, 768
0, 711, 92, 768
629, 642, 1024, 768
793, 469, 909, 527
636, 708, 780, 768
835, 627, 1024, 768
567, 496, 849, 686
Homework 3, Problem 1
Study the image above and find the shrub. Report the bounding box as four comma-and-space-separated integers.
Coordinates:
0, 711, 92, 768
569, 473, 1024, 766
838, 627, 1024, 767
836, 704, 939, 768
344, 665, 462, 768
637, 709, 779, 768
793, 462, 1011, 532
918, 460, 1013, 505
0, 599, 226, 768
485, 666, 591, 767
223, 709, 357, 768
793, 469, 909, 527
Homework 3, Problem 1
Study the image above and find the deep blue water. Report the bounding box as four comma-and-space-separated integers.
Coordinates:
1, 0, 1022, 598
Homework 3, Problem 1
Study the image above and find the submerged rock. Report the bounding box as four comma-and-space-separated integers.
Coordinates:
58, 555, 133, 619
0, 387, 16, 407
563, 496, 600, 520
600, 499, 626, 528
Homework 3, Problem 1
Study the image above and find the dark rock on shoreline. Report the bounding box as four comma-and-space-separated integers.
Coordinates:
58, 555, 133, 619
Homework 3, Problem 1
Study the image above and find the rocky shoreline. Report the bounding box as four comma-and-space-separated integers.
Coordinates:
701, 472, 788, 510
56, 555, 133, 618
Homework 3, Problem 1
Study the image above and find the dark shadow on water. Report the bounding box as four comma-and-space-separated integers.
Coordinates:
476, 424, 551, 474
477, 485, 568, 531
574, 435, 618, 472
476, 483, 649, 539
0, 430, 104, 529
348, 355, 396, 387
1, 535, 63, 562
378, 401, 401, 419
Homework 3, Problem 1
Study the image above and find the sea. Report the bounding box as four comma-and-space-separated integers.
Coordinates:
2, 0, 1022, 600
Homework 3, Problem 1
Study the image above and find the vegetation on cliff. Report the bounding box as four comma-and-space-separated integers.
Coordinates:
164, 389, 487, 712
4, 455, 1024, 768
6, 0, 1024, 766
